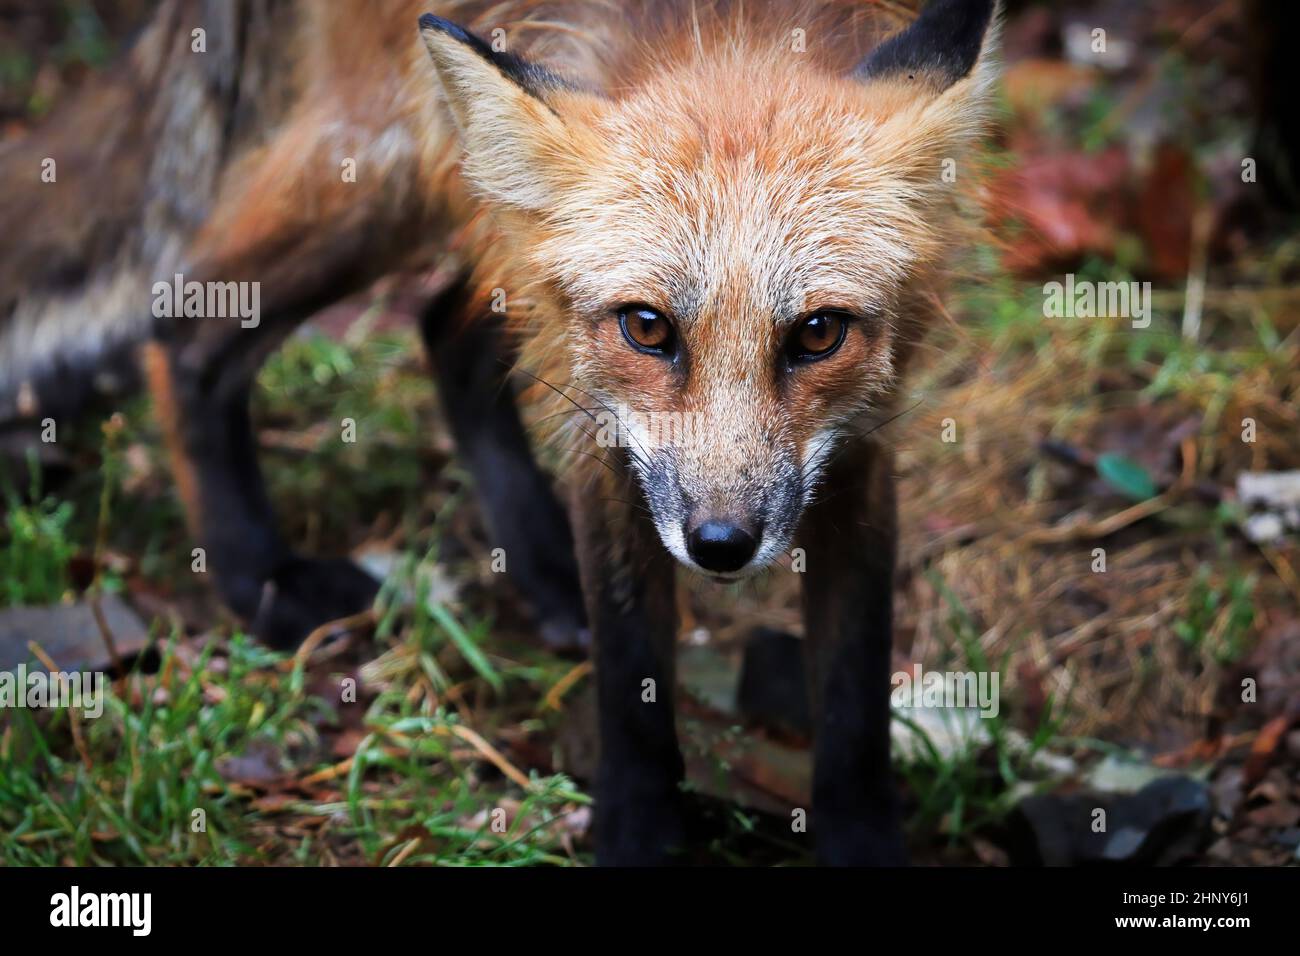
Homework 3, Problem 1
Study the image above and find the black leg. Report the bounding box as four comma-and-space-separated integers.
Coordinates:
420, 278, 588, 652
569, 462, 684, 865
146, 334, 379, 648
797, 440, 906, 866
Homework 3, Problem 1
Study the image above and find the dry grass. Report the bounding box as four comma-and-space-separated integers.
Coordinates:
890, 271, 1299, 745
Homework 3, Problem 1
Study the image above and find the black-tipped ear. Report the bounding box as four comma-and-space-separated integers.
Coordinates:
418, 13, 572, 103
418, 13, 598, 213
855, 0, 997, 90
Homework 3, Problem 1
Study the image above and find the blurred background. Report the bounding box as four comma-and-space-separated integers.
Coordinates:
0, 0, 1297, 866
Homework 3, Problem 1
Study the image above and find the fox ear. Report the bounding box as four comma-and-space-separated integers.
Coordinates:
853, 1, 1000, 195
419, 14, 593, 213
855, 0, 999, 93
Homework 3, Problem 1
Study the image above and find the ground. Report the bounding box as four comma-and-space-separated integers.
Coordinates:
1, 0, 1298, 866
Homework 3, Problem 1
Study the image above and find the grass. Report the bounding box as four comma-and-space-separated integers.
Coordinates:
3, 238, 1295, 864
3, 4, 1298, 864
894, 573, 1067, 845
0, 611, 590, 867
0, 1, 116, 120
0, 333, 593, 867
1173, 567, 1257, 666
0, 465, 75, 607
254, 319, 442, 550
4, 632, 290, 865
892, 212, 1298, 741
3, 218, 1297, 865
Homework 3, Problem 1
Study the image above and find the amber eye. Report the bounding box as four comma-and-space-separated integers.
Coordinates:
619, 305, 675, 356
788, 311, 848, 362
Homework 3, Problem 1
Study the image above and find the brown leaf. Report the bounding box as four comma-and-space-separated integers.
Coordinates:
216, 739, 290, 791
1136, 143, 1196, 281
987, 147, 1129, 275
249, 793, 299, 814
1242, 714, 1295, 788
330, 727, 368, 760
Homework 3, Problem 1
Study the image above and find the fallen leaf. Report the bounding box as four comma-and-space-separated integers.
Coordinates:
1242, 713, 1296, 789
1097, 452, 1158, 501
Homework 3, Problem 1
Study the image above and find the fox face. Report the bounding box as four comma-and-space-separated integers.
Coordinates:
421, 1, 998, 577
544, 68, 919, 578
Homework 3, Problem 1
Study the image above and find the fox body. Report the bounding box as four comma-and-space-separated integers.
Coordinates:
0, 0, 998, 864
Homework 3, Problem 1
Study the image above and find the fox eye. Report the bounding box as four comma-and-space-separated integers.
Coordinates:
788, 311, 848, 362
619, 305, 675, 356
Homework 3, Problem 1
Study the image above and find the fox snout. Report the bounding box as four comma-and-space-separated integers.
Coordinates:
684, 517, 760, 574
634, 437, 808, 579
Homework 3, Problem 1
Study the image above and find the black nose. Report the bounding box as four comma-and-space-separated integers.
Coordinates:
687, 521, 758, 573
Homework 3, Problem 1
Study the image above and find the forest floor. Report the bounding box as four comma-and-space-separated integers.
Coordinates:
1, 0, 1298, 866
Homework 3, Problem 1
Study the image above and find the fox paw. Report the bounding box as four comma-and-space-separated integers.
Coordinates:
245, 556, 380, 648
594, 786, 687, 866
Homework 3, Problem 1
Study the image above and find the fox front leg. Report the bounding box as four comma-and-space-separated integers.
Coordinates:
419, 276, 588, 654
143, 326, 379, 649
570, 464, 685, 865
797, 439, 907, 866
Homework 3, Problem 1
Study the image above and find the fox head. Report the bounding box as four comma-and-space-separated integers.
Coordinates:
420, 0, 998, 578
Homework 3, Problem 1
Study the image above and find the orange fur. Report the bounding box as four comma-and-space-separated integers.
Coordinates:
415, 1, 998, 570
5, 0, 996, 578
141, 342, 202, 537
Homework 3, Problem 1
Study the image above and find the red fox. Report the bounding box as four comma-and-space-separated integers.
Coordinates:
0, 0, 999, 864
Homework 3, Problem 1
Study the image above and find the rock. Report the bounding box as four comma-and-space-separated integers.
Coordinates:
1238, 470, 1300, 541
0, 595, 150, 673
736, 628, 809, 736
892, 704, 991, 762
1005, 775, 1211, 866
1244, 512, 1285, 543
1087, 753, 1182, 794
1238, 470, 1300, 511
679, 643, 741, 717
555, 685, 598, 783
1209, 765, 1245, 818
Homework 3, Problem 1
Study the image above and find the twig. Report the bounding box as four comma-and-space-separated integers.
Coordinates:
1022, 494, 1171, 544
287, 608, 376, 672
89, 414, 127, 675
542, 660, 593, 712
440, 724, 532, 791
1181, 206, 1213, 342
27, 641, 92, 770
